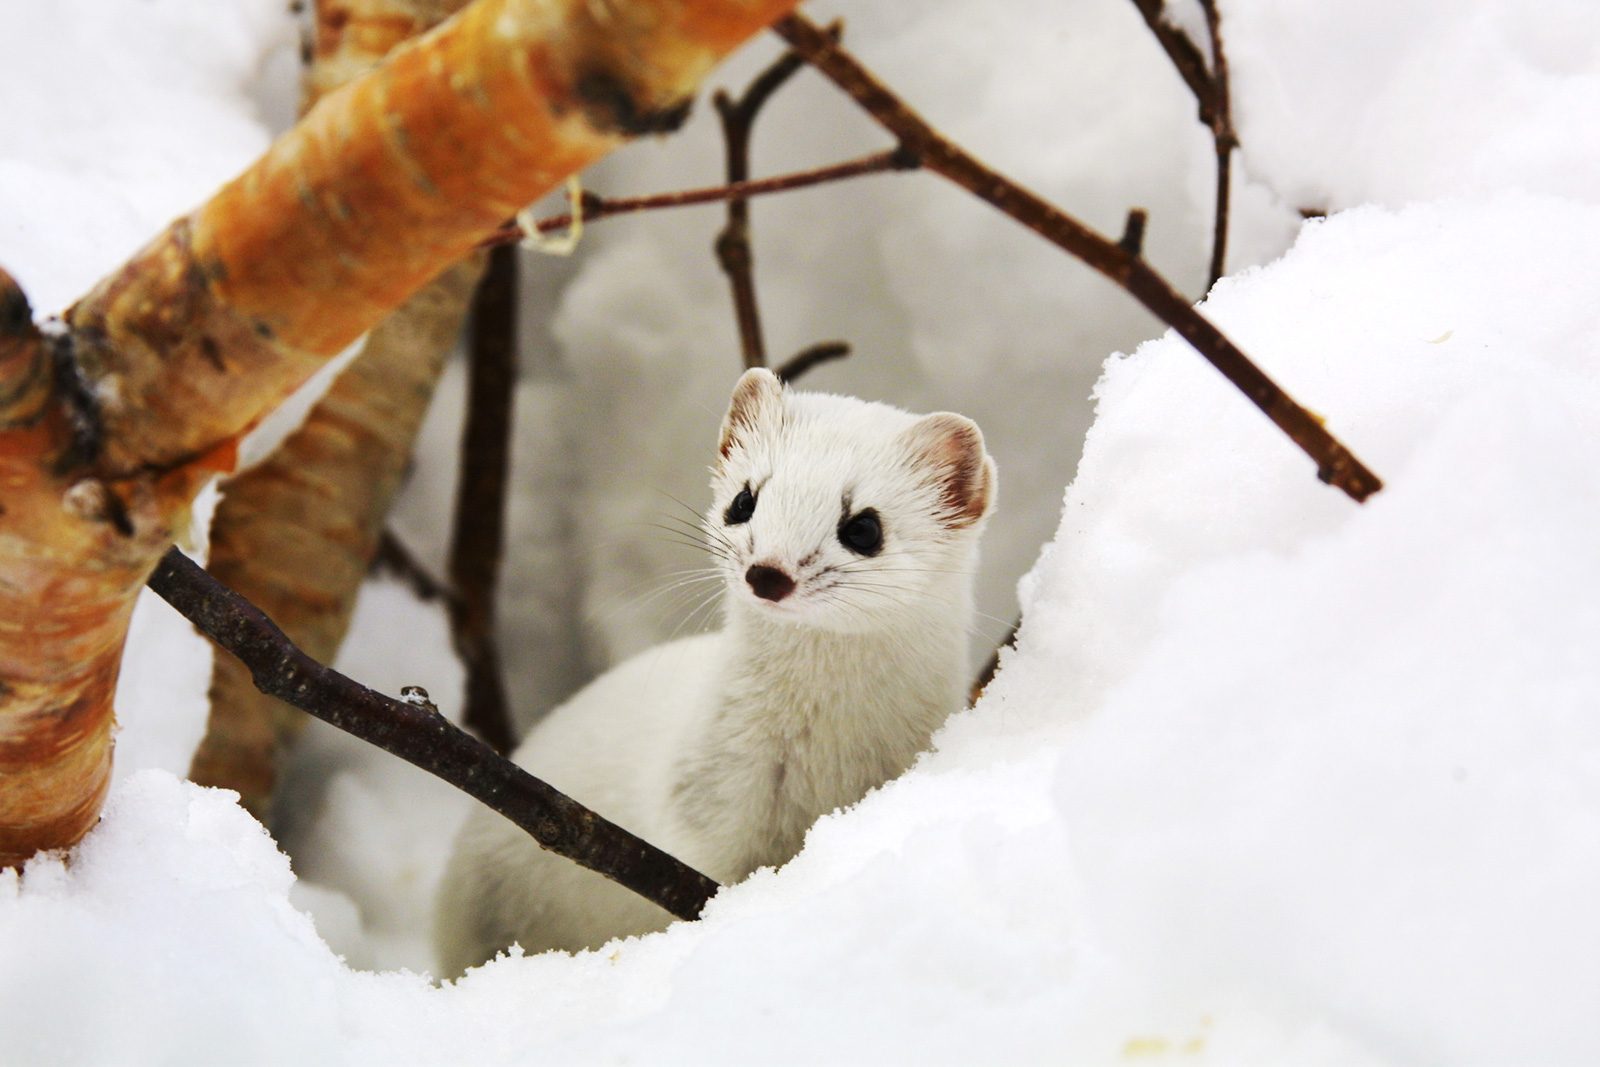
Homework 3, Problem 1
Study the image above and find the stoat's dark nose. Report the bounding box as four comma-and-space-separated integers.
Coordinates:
745, 564, 795, 603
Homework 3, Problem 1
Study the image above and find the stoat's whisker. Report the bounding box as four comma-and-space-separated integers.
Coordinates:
589, 570, 723, 628
655, 510, 741, 559
640, 523, 734, 562
666, 585, 726, 643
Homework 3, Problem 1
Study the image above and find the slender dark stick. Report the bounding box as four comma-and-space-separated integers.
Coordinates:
1198, 0, 1237, 288
773, 13, 1381, 502
711, 22, 844, 369
774, 340, 850, 383
1127, 0, 1236, 288
1127, 0, 1216, 118
373, 528, 457, 607
713, 92, 767, 368
449, 242, 518, 755
480, 149, 916, 249
148, 547, 720, 920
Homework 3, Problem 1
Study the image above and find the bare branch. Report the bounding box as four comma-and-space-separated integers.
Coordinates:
481, 150, 918, 248
1127, 0, 1216, 124
1119, 208, 1148, 258
773, 13, 1381, 502
774, 340, 851, 383
1198, 0, 1238, 288
449, 243, 519, 755
373, 529, 457, 607
1126, 0, 1237, 287
711, 21, 845, 369
148, 547, 720, 920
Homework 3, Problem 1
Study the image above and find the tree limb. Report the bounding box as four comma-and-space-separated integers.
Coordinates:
2, 0, 804, 864
149, 547, 720, 920
772, 13, 1381, 502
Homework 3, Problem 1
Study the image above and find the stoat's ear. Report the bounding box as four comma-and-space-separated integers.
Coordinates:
902, 412, 997, 529
718, 367, 784, 460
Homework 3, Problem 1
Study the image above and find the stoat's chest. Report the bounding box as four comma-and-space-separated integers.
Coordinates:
668, 635, 955, 880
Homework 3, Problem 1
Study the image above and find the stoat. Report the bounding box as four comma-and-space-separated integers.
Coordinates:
434, 367, 996, 974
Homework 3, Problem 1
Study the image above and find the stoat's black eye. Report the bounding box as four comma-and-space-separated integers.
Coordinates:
724, 485, 756, 525
838, 508, 882, 556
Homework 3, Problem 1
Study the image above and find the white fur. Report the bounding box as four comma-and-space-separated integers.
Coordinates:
434, 369, 996, 973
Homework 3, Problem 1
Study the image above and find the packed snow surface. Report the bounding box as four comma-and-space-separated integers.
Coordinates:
2, 0, 1599, 1064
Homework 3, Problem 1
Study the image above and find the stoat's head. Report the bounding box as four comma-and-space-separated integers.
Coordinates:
706, 367, 996, 633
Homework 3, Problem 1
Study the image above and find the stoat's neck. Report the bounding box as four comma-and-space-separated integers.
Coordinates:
670, 578, 972, 881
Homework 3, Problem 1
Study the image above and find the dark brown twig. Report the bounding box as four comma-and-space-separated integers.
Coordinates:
773, 13, 1381, 502
480, 149, 916, 249
448, 242, 518, 755
714, 55, 801, 366
1127, 0, 1216, 117
148, 547, 720, 920
1198, 0, 1237, 287
1119, 208, 1148, 258
373, 528, 457, 607
1128, 0, 1236, 287
711, 22, 844, 369
774, 340, 851, 383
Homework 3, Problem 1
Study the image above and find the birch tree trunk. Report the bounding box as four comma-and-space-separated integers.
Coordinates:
0, 0, 800, 867
189, 0, 482, 819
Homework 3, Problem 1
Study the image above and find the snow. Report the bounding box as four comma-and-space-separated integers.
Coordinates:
3, 0, 1600, 1064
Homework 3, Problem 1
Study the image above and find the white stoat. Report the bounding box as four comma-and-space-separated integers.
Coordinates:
433, 367, 996, 974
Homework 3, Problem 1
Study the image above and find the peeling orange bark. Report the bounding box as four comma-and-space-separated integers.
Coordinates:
1, 0, 801, 865
190, 0, 483, 819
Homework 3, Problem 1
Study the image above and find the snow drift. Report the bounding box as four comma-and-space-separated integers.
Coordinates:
2, 0, 1598, 1064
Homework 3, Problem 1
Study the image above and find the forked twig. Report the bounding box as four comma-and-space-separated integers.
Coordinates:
148, 547, 720, 920
711, 21, 850, 376
773, 12, 1381, 502
1128, 0, 1237, 287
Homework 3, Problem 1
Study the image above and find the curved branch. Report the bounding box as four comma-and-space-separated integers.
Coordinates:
772, 13, 1381, 502
149, 547, 720, 921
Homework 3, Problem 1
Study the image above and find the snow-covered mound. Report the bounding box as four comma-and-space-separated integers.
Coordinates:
8, 191, 1600, 1064
3, 0, 1598, 1064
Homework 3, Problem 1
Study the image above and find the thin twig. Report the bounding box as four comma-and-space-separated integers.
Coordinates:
448, 242, 518, 755
148, 547, 720, 920
711, 21, 844, 369
1198, 0, 1237, 288
1127, 0, 1216, 124
1119, 208, 1148, 257
373, 528, 457, 607
773, 13, 1381, 503
480, 149, 917, 249
774, 340, 851, 383
1127, 0, 1236, 287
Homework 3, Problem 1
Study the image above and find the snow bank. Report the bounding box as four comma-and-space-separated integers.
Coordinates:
9, 192, 1600, 1064
4, 0, 1600, 1064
